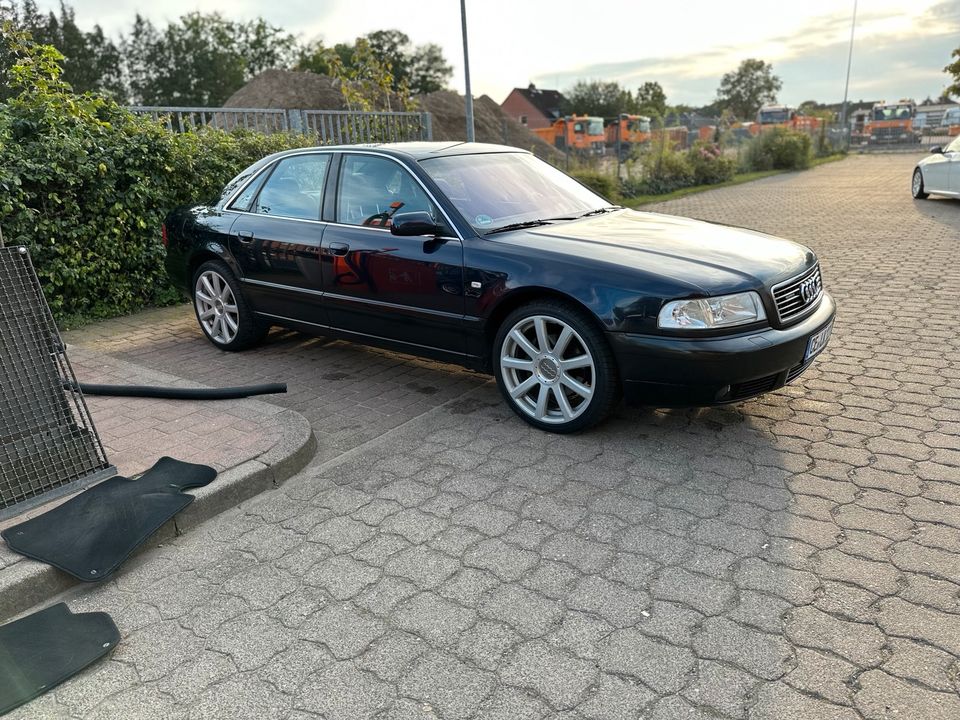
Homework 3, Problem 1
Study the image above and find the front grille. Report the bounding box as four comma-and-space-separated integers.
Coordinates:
729, 373, 779, 401
772, 265, 822, 324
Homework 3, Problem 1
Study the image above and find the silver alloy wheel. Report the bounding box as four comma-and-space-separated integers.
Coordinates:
500, 314, 596, 424
195, 270, 240, 345
912, 169, 922, 196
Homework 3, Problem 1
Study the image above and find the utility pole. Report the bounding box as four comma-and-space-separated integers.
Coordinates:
460, 0, 475, 142
840, 0, 858, 148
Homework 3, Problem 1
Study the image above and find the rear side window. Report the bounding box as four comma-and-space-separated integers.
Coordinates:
253, 154, 330, 220
228, 171, 269, 212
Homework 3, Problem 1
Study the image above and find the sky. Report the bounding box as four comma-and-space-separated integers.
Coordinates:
29, 0, 960, 107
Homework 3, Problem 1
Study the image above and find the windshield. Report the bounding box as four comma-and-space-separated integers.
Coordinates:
419, 152, 608, 233
587, 118, 604, 135
758, 109, 789, 124
873, 105, 913, 121
627, 118, 651, 133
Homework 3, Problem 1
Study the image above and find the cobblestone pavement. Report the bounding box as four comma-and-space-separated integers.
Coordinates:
19, 153, 960, 719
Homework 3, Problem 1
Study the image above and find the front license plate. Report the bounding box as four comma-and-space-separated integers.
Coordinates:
804, 321, 833, 362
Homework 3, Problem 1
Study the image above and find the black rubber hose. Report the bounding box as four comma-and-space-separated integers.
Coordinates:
66, 382, 287, 400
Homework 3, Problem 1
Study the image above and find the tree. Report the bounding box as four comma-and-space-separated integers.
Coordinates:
635, 81, 666, 117
716, 58, 782, 120
122, 12, 298, 106
563, 80, 637, 117
945, 47, 960, 99
1, 0, 124, 98
407, 42, 451, 94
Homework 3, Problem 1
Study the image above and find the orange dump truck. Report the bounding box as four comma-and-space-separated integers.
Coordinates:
865, 100, 921, 145
533, 115, 606, 155
605, 114, 652, 152
757, 105, 822, 134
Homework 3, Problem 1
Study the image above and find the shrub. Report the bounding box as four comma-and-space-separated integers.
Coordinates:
642, 148, 695, 194
0, 25, 313, 322
687, 142, 736, 185
570, 170, 619, 201
742, 127, 812, 171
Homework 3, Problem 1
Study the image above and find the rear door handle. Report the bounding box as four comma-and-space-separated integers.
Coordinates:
328, 242, 350, 256
237, 230, 255, 244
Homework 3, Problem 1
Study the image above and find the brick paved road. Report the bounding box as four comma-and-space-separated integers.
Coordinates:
23, 154, 960, 719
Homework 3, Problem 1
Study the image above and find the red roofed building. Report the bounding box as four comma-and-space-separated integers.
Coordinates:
500, 84, 566, 130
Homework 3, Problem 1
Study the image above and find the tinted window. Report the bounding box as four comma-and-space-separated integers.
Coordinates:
254, 154, 329, 220
338, 155, 439, 227
228, 170, 269, 212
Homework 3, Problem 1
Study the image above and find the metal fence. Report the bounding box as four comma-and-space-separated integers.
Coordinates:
0, 247, 113, 518
128, 106, 433, 143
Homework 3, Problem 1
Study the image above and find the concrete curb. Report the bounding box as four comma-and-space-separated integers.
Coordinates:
0, 407, 316, 622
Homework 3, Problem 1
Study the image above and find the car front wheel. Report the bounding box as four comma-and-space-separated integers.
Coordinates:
493, 300, 620, 433
192, 260, 266, 351
912, 168, 929, 199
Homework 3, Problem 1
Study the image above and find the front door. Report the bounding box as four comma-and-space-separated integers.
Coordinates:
228, 153, 331, 321
321, 153, 465, 355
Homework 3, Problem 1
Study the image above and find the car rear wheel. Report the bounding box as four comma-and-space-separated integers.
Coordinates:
912, 168, 929, 199
192, 260, 266, 351
493, 300, 620, 433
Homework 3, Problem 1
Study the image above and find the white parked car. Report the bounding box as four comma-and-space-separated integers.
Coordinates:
912, 136, 960, 199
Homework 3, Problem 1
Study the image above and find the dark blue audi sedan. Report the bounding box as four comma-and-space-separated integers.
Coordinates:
163, 142, 835, 433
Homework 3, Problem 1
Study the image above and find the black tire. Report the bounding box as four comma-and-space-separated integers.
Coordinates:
912, 168, 929, 199
493, 299, 620, 433
191, 260, 267, 351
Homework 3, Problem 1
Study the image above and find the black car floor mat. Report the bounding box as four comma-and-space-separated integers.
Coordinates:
1, 457, 216, 581
0, 602, 119, 715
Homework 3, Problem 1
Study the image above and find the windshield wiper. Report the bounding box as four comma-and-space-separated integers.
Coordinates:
579, 205, 623, 218
485, 219, 555, 235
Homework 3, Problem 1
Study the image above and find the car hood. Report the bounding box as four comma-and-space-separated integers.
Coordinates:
505, 209, 815, 294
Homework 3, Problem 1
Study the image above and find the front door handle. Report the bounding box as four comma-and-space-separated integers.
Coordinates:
328, 242, 350, 256
237, 230, 255, 244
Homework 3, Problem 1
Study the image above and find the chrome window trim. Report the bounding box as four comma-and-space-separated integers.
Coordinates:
220, 148, 466, 243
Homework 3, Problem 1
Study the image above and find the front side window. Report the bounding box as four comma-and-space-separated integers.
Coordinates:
337, 154, 439, 227
254, 154, 329, 220
420, 152, 607, 233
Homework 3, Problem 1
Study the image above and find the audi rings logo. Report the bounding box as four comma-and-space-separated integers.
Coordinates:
799, 275, 821, 304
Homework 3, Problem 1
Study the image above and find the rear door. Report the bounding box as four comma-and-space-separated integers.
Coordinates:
320, 153, 466, 355
946, 137, 960, 193
228, 153, 332, 322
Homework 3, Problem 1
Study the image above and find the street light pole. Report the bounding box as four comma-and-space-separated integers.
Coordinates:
460, 0, 475, 142
840, 0, 858, 147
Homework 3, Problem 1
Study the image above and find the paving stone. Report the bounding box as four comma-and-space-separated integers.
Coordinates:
854, 670, 960, 720
683, 660, 758, 719
600, 628, 696, 693
875, 596, 960, 656
295, 662, 391, 720
750, 682, 860, 720
304, 554, 381, 599
546, 610, 613, 660
392, 591, 477, 645
650, 567, 736, 615
207, 611, 294, 671
399, 652, 495, 720
299, 603, 386, 659
694, 617, 794, 680
384, 545, 460, 588
565, 576, 651, 628
456, 620, 523, 670
475, 687, 552, 720
785, 605, 885, 666
881, 637, 960, 692
500, 640, 599, 709
541, 532, 615, 573
784, 647, 857, 706
479, 585, 563, 637
357, 631, 429, 683
734, 557, 820, 605
578, 673, 656, 720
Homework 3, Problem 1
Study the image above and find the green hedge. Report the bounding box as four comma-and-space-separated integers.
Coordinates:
0, 26, 314, 323
741, 127, 812, 171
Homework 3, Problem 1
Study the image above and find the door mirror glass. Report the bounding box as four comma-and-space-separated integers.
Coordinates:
930, 145, 943, 154
390, 212, 442, 237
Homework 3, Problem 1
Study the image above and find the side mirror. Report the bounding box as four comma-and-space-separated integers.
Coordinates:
390, 211, 442, 237
930, 145, 943, 154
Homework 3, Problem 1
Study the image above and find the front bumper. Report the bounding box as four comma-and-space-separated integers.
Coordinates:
609, 293, 836, 407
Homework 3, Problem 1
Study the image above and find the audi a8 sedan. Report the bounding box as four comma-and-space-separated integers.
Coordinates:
164, 142, 835, 433
912, 135, 960, 199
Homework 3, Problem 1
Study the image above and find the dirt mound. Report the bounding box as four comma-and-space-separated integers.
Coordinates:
223, 70, 558, 159
224, 69, 345, 110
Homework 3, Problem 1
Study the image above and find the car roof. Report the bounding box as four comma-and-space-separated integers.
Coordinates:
259, 141, 529, 166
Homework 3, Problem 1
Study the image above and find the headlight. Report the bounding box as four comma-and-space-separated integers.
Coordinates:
658, 291, 767, 330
